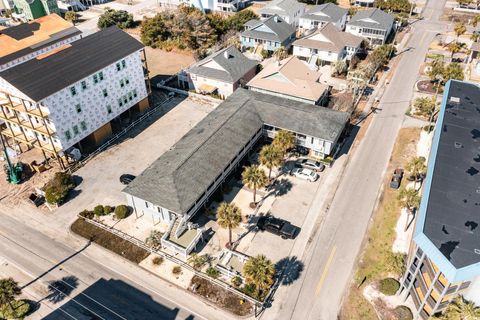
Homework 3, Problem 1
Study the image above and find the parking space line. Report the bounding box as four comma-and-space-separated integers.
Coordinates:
315, 245, 337, 296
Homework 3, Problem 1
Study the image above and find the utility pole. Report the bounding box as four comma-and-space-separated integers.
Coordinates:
0, 134, 19, 184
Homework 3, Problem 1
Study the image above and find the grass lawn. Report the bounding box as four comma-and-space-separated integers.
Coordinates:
189, 276, 254, 316
339, 128, 421, 320
71, 218, 150, 264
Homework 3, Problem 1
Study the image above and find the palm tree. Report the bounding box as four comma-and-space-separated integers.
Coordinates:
454, 23, 467, 40
216, 202, 242, 248
273, 46, 288, 61
0, 278, 21, 309
187, 253, 207, 270
406, 156, 427, 188
243, 254, 275, 299
242, 164, 268, 205
448, 41, 463, 58
471, 32, 480, 42
65, 11, 77, 26
259, 144, 283, 180
441, 296, 480, 320
272, 130, 295, 158
397, 188, 421, 231
471, 14, 480, 28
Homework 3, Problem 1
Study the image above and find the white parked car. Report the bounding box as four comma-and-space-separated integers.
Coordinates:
290, 168, 319, 182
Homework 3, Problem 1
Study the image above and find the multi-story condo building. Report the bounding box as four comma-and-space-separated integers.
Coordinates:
298, 3, 348, 32
0, 25, 150, 168
12, 0, 59, 20
123, 88, 348, 257
346, 8, 394, 46
399, 80, 480, 319
0, 14, 82, 72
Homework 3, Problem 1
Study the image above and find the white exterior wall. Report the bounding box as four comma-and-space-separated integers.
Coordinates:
299, 13, 347, 31
346, 24, 390, 45
189, 76, 234, 98
0, 34, 82, 72
464, 276, 480, 306
293, 45, 341, 63
126, 194, 175, 224
41, 50, 148, 150
345, 24, 362, 37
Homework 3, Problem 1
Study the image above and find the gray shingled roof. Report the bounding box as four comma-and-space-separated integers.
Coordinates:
348, 8, 394, 31
123, 89, 349, 214
186, 46, 257, 83
301, 3, 347, 24
242, 15, 295, 43
0, 26, 144, 102
260, 0, 305, 16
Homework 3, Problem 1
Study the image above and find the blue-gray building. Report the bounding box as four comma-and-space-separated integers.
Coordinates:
399, 80, 480, 319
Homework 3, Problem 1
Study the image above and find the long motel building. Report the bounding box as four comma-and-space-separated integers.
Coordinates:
0, 14, 150, 167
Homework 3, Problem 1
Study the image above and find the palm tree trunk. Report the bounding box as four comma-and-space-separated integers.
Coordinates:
253, 187, 257, 204
268, 167, 272, 180
228, 227, 232, 247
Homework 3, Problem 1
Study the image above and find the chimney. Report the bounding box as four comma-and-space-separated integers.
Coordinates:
224, 51, 229, 59
274, 15, 278, 23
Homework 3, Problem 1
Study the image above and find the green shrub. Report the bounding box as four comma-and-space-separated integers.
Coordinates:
44, 172, 75, 205
0, 300, 30, 319
172, 266, 182, 275
79, 210, 94, 219
231, 276, 242, 287
242, 283, 256, 296
379, 278, 400, 296
114, 205, 129, 219
104, 205, 114, 214
206, 267, 220, 278
394, 305, 413, 320
152, 256, 164, 265
93, 205, 105, 216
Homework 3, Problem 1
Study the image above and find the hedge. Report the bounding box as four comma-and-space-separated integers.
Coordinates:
379, 278, 400, 296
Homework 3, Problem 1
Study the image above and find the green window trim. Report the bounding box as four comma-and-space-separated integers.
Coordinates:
75, 104, 82, 113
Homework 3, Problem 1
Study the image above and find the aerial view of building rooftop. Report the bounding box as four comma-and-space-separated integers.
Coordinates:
414, 80, 480, 280
247, 56, 327, 105
0, 13, 81, 71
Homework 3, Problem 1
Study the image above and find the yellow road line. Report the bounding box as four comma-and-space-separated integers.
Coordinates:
315, 245, 337, 296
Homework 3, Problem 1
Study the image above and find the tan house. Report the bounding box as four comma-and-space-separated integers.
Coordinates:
247, 56, 328, 105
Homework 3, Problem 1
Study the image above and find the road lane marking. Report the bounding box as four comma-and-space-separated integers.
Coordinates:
315, 246, 337, 296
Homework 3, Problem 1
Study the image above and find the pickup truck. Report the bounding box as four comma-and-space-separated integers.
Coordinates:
257, 215, 299, 239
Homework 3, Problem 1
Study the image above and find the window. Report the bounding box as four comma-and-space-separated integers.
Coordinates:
123, 96, 127, 104
103, 89, 108, 97
128, 92, 133, 101
118, 99, 123, 107
75, 104, 82, 113
133, 89, 137, 98
145, 201, 149, 208
116, 63, 121, 71
106, 105, 112, 114
80, 121, 87, 131
125, 78, 129, 85
65, 130, 71, 140
81, 81, 87, 90
93, 74, 98, 84
73, 125, 79, 135
120, 80, 124, 88
121, 60, 126, 68
311, 137, 314, 144
70, 86, 77, 96
99, 72, 104, 81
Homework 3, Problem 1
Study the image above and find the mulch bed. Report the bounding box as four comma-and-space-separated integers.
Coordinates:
71, 218, 150, 264
189, 276, 254, 316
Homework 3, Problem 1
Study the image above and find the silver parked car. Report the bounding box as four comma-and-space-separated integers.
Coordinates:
290, 168, 319, 182
295, 158, 325, 172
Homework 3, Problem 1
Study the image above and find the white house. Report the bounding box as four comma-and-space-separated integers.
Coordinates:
259, 0, 306, 27
299, 3, 348, 32
346, 8, 395, 46
186, 0, 245, 12
293, 22, 364, 65
177, 46, 257, 98
0, 26, 149, 167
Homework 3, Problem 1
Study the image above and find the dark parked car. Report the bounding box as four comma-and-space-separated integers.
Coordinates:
257, 215, 300, 239
120, 174, 136, 185
390, 169, 404, 189
289, 145, 309, 157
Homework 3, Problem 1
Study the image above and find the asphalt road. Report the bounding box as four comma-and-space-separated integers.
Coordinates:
261, 1, 449, 319
0, 212, 233, 320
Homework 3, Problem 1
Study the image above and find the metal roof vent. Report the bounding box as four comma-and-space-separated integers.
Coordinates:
475, 249, 480, 255
454, 142, 463, 149
450, 96, 460, 104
